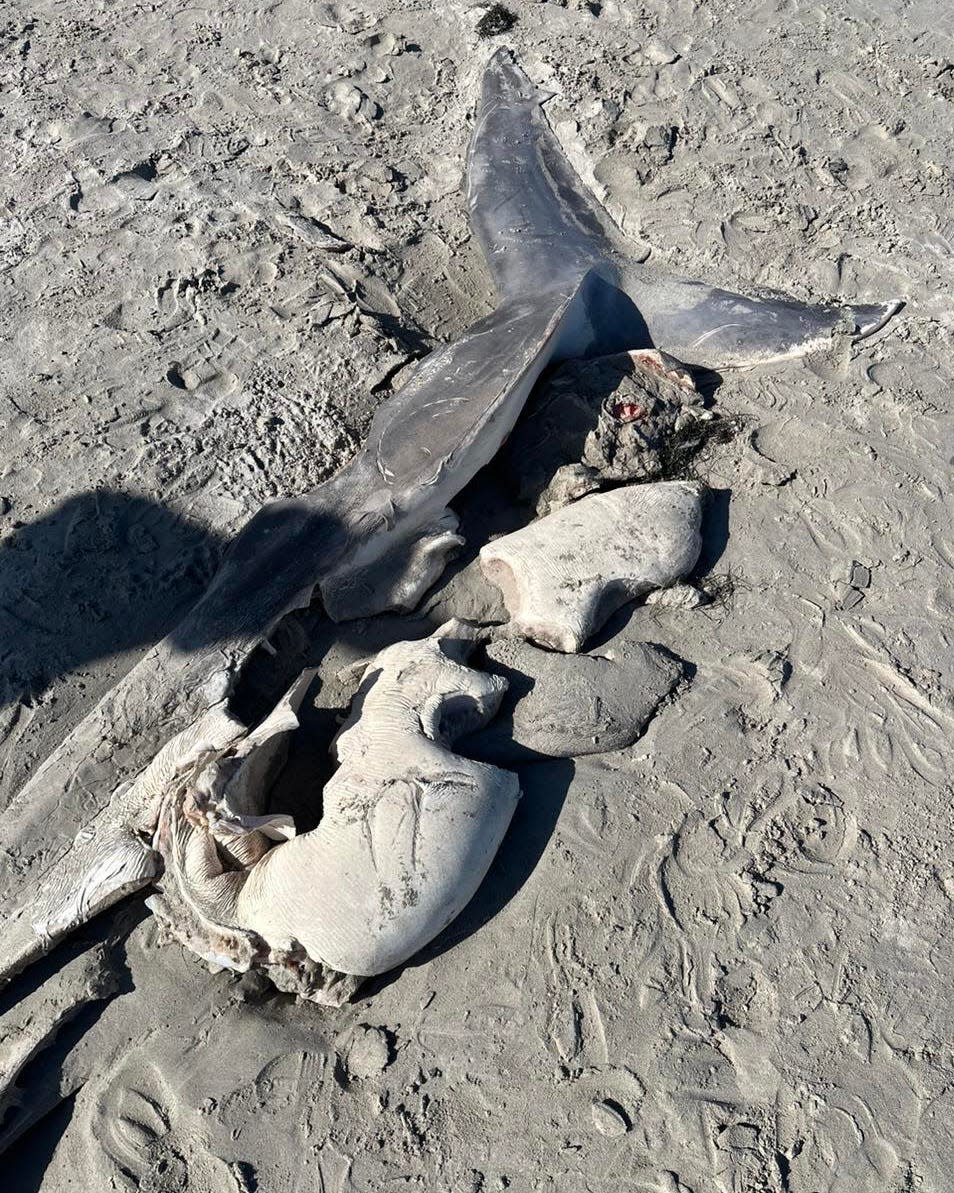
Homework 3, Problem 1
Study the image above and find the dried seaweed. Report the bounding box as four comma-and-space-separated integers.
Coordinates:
657, 413, 746, 482
476, 4, 518, 38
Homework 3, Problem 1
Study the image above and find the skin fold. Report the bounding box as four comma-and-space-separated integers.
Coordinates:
148, 623, 520, 1003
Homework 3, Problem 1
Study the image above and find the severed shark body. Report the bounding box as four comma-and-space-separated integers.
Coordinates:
0, 49, 900, 999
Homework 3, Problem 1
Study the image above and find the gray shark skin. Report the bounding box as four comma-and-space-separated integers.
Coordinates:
468, 49, 901, 369
0, 278, 597, 988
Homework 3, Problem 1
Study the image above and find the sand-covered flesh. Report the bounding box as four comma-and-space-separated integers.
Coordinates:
1, 1, 953, 1189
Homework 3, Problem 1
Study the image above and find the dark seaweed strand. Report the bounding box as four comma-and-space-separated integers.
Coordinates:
476, 5, 518, 38
656, 413, 746, 483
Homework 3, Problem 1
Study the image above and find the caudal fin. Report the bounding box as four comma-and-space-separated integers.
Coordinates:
469, 53, 904, 366
637, 280, 905, 368
467, 49, 620, 298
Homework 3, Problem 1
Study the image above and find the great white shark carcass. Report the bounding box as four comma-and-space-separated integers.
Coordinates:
0, 49, 900, 994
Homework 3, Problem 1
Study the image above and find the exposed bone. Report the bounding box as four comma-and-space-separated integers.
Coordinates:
462, 638, 685, 763
319, 508, 464, 621
148, 622, 520, 1005
479, 481, 703, 653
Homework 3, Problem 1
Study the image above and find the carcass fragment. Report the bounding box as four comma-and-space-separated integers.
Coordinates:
0, 942, 122, 1140
0, 703, 245, 987
479, 481, 703, 652
507, 348, 705, 514
0, 681, 309, 987
0, 273, 590, 991
462, 638, 685, 762
319, 508, 464, 621
148, 621, 520, 1005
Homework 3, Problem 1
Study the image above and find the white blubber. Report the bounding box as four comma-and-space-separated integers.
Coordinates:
479, 481, 703, 653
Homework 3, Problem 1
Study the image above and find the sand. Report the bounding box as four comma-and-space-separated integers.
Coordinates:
1, 0, 953, 1189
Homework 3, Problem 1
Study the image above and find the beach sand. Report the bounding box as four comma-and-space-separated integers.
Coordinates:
2, 0, 953, 1188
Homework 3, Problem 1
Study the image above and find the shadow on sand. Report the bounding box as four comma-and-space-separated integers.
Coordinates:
0, 491, 225, 708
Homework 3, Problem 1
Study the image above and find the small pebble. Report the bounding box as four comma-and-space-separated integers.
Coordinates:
849, 560, 871, 589
643, 39, 680, 65
347, 1024, 393, 1078
591, 1098, 630, 1137
645, 582, 706, 610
